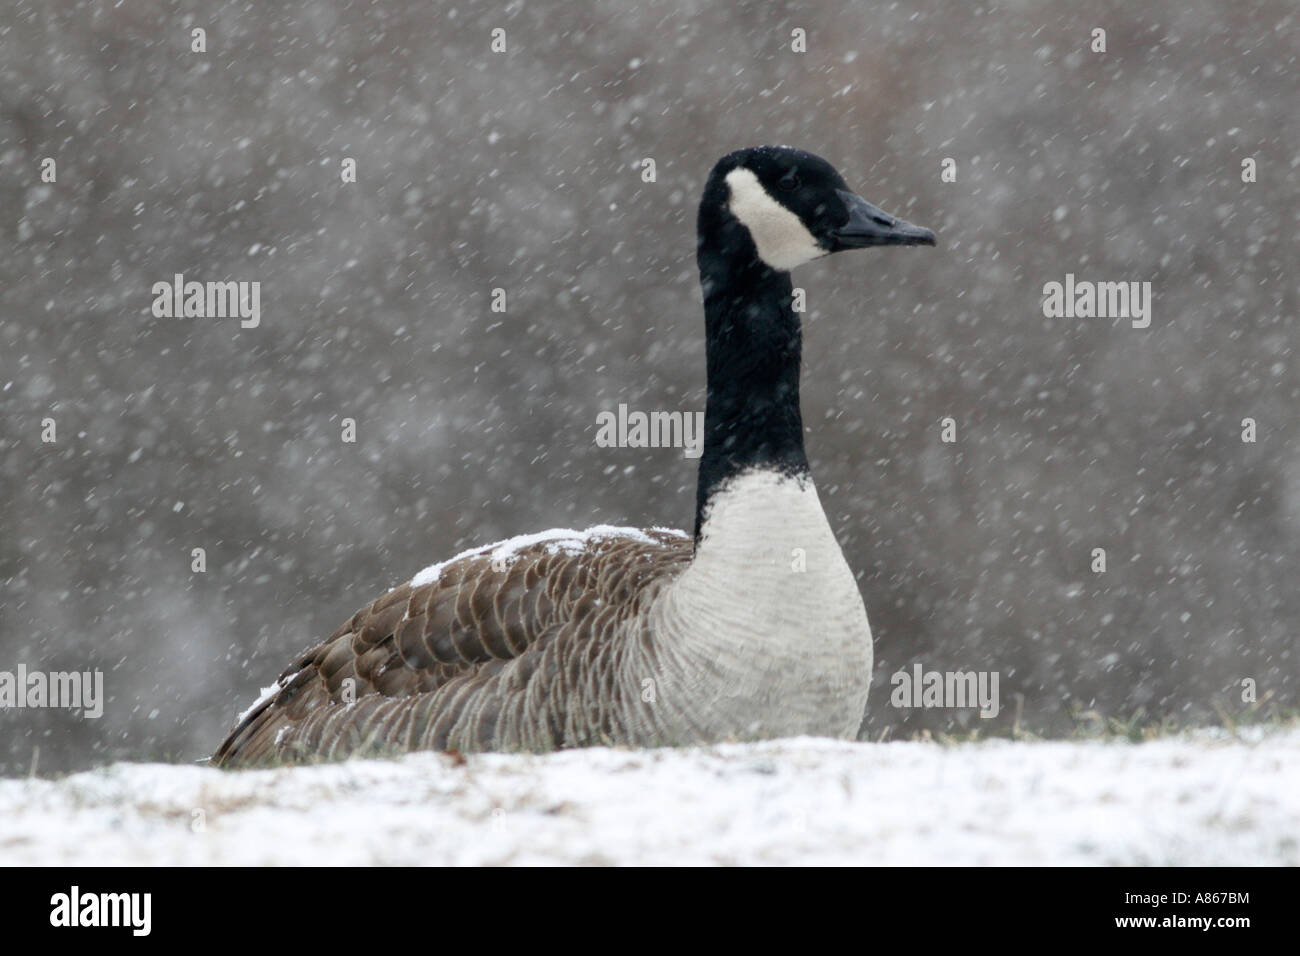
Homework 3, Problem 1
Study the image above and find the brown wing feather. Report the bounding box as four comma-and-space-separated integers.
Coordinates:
212, 529, 691, 767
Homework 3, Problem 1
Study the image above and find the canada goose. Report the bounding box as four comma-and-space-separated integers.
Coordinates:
213, 146, 935, 767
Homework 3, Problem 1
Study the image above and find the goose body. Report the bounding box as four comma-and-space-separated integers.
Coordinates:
213, 146, 934, 767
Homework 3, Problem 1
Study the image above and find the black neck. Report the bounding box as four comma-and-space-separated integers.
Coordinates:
693, 214, 809, 542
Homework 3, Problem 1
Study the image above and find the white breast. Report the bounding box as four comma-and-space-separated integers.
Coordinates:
632, 469, 873, 743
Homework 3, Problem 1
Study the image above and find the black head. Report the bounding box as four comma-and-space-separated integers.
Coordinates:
699, 145, 936, 273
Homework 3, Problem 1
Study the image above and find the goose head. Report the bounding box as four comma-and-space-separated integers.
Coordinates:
699, 145, 936, 274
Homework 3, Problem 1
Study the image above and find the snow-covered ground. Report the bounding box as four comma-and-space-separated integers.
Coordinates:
2, 727, 1296, 866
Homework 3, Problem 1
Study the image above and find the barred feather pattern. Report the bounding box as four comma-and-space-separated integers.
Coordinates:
212, 529, 693, 767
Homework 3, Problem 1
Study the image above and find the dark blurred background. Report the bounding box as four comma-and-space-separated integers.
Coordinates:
1, 0, 1295, 775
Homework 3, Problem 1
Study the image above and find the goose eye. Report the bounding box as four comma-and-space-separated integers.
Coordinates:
778, 172, 800, 191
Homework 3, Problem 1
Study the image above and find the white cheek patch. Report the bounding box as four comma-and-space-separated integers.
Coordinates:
725, 167, 827, 271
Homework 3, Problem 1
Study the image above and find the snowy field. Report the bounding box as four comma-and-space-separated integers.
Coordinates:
1, 727, 1296, 866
